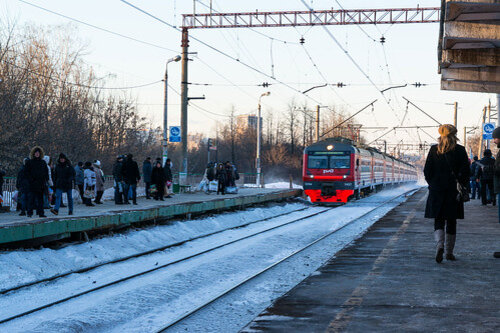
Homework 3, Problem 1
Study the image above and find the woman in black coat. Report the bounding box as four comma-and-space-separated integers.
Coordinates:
25, 146, 49, 217
216, 163, 227, 195
424, 124, 470, 263
51, 153, 75, 215
152, 161, 166, 201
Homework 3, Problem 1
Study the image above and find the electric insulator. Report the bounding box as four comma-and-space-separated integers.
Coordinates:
380, 36, 386, 44
300, 36, 305, 44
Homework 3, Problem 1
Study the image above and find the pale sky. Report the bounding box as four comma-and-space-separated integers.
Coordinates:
2, 0, 497, 151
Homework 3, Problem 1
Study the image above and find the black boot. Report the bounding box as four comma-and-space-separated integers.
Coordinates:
434, 230, 444, 263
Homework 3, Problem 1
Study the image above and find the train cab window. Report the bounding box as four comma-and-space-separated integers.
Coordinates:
308, 155, 328, 169
329, 155, 350, 168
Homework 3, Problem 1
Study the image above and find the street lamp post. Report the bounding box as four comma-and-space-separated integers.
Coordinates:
256, 91, 271, 187
163, 55, 181, 167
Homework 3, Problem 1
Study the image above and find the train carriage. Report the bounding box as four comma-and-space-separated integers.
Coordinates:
303, 138, 417, 204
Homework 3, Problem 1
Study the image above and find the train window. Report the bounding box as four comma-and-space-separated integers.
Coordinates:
329, 155, 350, 169
308, 155, 328, 169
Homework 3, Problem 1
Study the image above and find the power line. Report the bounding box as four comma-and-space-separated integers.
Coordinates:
18, 0, 178, 53
2, 59, 163, 90
300, 0, 414, 139
195, 0, 300, 45
119, 0, 323, 105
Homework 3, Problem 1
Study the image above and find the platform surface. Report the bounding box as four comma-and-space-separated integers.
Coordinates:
243, 189, 500, 332
0, 188, 301, 245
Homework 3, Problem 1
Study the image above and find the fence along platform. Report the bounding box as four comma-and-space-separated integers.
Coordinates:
0, 188, 301, 247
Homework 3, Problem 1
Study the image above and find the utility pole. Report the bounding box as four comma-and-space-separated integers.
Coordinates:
454, 102, 458, 128
497, 94, 500, 127
180, 28, 189, 183
162, 55, 181, 166
316, 105, 320, 142
478, 106, 487, 158
463, 127, 467, 150
257, 92, 271, 188
487, 100, 492, 149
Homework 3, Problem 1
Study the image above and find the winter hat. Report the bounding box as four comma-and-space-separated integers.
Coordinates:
438, 124, 457, 138
43, 155, 50, 164
93, 160, 101, 167
473, 156, 478, 161
59, 153, 67, 160
493, 127, 500, 139
484, 149, 492, 157
84, 161, 92, 168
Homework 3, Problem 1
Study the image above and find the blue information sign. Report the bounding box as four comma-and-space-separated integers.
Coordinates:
483, 123, 495, 140
169, 126, 181, 143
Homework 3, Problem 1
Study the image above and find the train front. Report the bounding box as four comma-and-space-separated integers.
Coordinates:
302, 140, 356, 204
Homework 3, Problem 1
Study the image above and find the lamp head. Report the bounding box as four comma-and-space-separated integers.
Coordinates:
168, 55, 182, 63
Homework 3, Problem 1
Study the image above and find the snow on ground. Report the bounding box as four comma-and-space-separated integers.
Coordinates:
0, 184, 421, 332
0, 202, 307, 292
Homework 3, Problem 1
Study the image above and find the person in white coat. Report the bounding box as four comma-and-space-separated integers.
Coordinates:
83, 161, 96, 206
93, 160, 105, 204
43, 155, 54, 208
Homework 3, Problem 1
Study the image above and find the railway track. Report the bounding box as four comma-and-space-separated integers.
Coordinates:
154, 188, 418, 332
0, 188, 417, 329
0, 205, 310, 296
0, 205, 330, 325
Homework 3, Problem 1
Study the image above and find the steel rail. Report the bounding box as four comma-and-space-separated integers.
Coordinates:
154, 188, 419, 332
0, 207, 334, 325
0, 206, 311, 296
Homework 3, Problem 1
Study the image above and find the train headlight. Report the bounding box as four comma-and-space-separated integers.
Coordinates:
327, 145, 334, 151
310, 175, 314, 178
343, 175, 347, 179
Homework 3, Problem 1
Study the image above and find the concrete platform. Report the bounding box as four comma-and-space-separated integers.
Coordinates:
0, 188, 301, 247
242, 189, 500, 332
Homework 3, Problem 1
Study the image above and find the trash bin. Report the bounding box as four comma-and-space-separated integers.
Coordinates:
172, 183, 180, 194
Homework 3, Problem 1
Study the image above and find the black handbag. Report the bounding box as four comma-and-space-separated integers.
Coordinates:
444, 154, 470, 203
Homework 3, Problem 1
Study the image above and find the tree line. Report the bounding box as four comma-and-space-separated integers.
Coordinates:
0, 22, 357, 180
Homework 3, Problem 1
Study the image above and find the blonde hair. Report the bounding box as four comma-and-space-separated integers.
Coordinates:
437, 124, 458, 155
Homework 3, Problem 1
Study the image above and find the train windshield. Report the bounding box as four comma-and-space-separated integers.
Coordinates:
308, 156, 328, 169
307, 152, 351, 169
329, 155, 350, 169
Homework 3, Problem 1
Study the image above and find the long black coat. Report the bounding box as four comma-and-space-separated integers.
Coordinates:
424, 144, 470, 219
16, 166, 29, 192
54, 161, 76, 191
0, 168, 5, 189
25, 158, 49, 193
164, 165, 172, 182
122, 159, 140, 185
152, 166, 166, 187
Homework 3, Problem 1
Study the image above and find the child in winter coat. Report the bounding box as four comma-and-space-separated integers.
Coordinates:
83, 162, 96, 206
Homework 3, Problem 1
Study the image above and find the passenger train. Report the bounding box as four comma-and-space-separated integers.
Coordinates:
302, 137, 417, 204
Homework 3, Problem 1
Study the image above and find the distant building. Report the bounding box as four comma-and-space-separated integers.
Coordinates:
236, 114, 262, 132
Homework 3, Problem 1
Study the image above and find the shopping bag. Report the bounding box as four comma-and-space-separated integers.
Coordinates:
208, 180, 218, 192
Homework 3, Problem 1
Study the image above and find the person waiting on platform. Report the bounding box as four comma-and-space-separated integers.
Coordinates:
216, 163, 227, 195
476, 149, 496, 206
152, 160, 166, 201
424, 124, 470, 263
492, 128, 500, 258
470, 156, 481, 200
